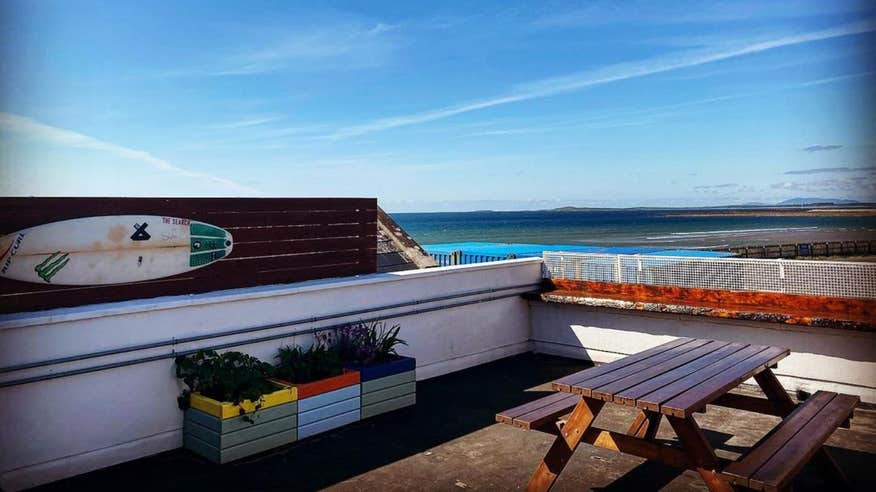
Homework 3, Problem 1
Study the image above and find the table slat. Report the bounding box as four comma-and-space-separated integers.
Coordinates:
636, 344, 769, 412
571, 339, 713, 396
661, 346, 789, 417
613, 343, 748, 406
591, 340, 732, 401
552, 337, 695, 392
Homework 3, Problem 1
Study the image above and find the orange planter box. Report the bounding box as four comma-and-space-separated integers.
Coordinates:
271, 369, 360, 399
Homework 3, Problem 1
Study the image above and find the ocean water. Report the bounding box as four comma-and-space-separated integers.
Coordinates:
392, 210, 876, 249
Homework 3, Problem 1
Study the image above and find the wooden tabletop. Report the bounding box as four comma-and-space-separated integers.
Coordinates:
552, 338, 789, 417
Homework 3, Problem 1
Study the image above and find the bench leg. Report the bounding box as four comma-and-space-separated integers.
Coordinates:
813, 447, 850, 489
527, 397, 604, 492
667, 415, 734, 492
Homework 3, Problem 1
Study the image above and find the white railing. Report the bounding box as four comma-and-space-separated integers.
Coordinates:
543, 252, 876, 299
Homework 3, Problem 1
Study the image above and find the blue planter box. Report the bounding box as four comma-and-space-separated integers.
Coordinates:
346, 355, 416, 382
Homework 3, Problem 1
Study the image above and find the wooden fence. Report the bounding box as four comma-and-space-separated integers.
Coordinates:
0, 198, 377, 314
726, 240, 876, 259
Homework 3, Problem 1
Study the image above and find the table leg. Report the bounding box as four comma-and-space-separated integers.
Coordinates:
755, 368, 850, 488
667, 415, 734, 492
526, 396, 604, 492
626, 410, 661, 440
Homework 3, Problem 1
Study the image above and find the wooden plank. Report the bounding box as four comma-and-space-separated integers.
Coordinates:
299, 408, 360, 439
0, 199, 376, 226
549, 279, 876, 327
721, 391, 835, 487
361, 393, 416, 419
227, 223, 376, 242
361, 369, 416, 394
551, 337, 695, 392
185, 402, 298, 434
513, 395, 580, 430
232, 236, 377, 258
185, 414, 297, 449
361, 382, 416, 407
583, 426, 691, 469
297, 384, 360, 413
636, 344, 768, 412
496, 392, 579, 425
748, 393, 859, 492
710, 393, 787, 417
571, 339, 713, 396
298, 396, 361, 427
614, 343, 747, 406
661, 346, 790, 417
591, 340, 730, 401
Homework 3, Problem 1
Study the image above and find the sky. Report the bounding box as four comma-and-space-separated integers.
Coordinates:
0, 0, 875, 212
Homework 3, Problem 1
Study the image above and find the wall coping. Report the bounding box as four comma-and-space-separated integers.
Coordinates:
0, 258, 542, 330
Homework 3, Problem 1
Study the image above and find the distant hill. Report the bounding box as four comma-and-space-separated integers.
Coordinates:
777, 197, 860, 206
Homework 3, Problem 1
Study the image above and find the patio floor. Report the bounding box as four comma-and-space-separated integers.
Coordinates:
36, 353, 876, 491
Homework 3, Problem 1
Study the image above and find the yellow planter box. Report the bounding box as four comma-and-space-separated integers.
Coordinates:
189, 382, 297, 419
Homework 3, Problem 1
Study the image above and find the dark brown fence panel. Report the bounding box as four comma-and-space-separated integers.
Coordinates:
0, 198, 377, 314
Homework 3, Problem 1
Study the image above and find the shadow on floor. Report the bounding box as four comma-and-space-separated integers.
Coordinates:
35, 353, 592, 491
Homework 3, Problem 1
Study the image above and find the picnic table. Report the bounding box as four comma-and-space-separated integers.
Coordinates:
496, 337, 858, 491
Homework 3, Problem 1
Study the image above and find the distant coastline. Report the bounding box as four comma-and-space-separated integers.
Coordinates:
663, 208, 876, 218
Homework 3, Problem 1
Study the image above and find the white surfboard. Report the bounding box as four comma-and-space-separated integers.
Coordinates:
0, 215, 233, 285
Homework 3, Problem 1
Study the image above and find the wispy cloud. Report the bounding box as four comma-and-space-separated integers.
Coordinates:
792, 70, 876, 88
212, 21, 397, 76
530, 1, 873, 29
771, 176, 876, 194
693, 183, 744, 192
802, 144, 843, 152
209, 116, 284, 129
0, 113, 258, 193
785, 165, 876, 174
318, 20, 875, 140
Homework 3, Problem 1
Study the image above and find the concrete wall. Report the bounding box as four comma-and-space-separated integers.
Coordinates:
0, 259, 542, 491
530, 301, 876, 404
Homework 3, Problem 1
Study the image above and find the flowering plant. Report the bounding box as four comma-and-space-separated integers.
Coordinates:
327, 320, 407, 366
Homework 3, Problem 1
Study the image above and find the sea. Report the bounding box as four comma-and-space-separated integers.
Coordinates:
392, 209, 876, 249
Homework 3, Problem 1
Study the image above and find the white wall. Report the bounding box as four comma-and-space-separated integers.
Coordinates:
0, 259, 542, 491
530, 301, 876, 404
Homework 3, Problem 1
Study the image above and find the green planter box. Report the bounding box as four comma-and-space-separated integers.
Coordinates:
353, 356, 416, 419
183, 401, 298, 464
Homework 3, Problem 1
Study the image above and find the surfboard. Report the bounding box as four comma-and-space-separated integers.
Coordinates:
0, 215, 233, 285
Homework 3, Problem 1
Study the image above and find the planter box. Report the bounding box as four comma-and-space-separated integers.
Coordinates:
183, 382, 299, 464
189, 383, 297, 419
274, 370, 362, 440
349, 356, 416, 419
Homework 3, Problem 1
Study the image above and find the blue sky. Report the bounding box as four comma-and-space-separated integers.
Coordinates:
1, 0, 874, 212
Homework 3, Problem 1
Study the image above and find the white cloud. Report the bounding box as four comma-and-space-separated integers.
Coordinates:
319, 19, 875, 140
0, 112, 258, 193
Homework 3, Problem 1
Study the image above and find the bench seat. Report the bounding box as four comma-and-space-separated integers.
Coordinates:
495, 392, 579, 430
720, 390, 858, 492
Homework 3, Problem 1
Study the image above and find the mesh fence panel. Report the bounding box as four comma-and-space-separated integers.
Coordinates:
543, 252, 876, 299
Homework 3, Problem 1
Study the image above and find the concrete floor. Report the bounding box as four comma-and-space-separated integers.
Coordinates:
36, 353, 876, 491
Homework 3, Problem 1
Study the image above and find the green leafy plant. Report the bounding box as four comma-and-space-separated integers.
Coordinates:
329, 320, 407, 366
274, 342, 343, 383
174, 350, 276, 415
